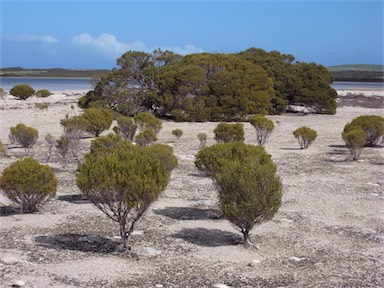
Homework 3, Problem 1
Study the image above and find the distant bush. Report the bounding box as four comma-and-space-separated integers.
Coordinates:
293, 126, 317, 149
195, 142, 282, 246
35, 103, 49, 110
82, 107, 113, 137
214, 122, 245, 143
36, 89, 53, 98
134, 112, 162, 134
197, 132, 208, 148
135, 129, 157, 146
113, 115, 137, 141
9, 123, 39, 154
0, 157, 57, 213
0, 140, 7, 156
249, 114, 275, 145
9, 84, 35, 100
343, 115, 384, 147
172, 128, 183, 140
342, 128, 366, 161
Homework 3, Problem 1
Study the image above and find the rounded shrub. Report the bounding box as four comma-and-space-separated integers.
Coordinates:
9, 84, 35, 100
293, 126, 317, 149
214, 122, 245, 143
9, 123, 39, 152
36, 89, 53, 98
172, 128, 183, 140
249, 114, 275, 145
135, 129, 157, 146
134, 112, 162, 134
342, 128, 366, 161
113, 115, 137, 141
197, 132, 208, 148
82, 107, 114, 137
0, 157, 57, 213
343, 115, 384, 147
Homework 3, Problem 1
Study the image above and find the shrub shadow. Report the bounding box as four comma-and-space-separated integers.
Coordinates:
0, 205, 20, 216
172, 228, 242, 247
57, 194, 90, 204
153, 206, 222, 220
35, 233, 120, 253
280, 147, 302, 151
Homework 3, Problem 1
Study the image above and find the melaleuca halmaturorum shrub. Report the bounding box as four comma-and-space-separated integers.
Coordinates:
9, 84, 35, 100
82, 107, 113, 137
342, 128, 366, 161
214, 122, 245, 143
172, 128, 183, 140
113, 115, 137, 141
0, 157, 57, 213
134, 112, 162, 135
36, 89, 53, 98
343, 115, 384, 147
249, 114, 275, 145
293, 126, 318, 149
9, 123, 39, 153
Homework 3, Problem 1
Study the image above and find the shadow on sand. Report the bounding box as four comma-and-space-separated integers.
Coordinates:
172, 228, 242, 247
153, 206, 222, 221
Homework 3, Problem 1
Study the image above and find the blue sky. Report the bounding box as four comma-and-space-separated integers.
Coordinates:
1, 0, 383, 69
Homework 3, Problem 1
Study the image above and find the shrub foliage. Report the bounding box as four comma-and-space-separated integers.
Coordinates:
0, 157, 57, 213
249, 114, 275, 145
82, 107, 113, 137
342, 128, 366, 161
343, 115, 384, 147
9, 123, 39, 153
9, 84, 35, 100
195, 142, 282, 245
293, 126, 318, 149
214, 122, 245, 143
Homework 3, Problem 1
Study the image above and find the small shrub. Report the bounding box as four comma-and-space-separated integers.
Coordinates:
214, 122, 245, 143
9, 84, 35, 100
35, 103, 49, 110
197, 132, 208, 148
343, 115, 384, 147
144, 144, 179, 172
60, 114, 87, 140
172, 128, 183, 140
9, 123, 39, 154
0, 140, 7, 156
342, 128, 366, 161
293, 126, 317, 149
135, 129, 157, 146
55, 135, 71, 163
82, 107, 114, 137
0, 157, 57, 213
89, 133, 125, 154
45, 133, 56, 161
249, 114, 275, 145
134, 112, 162, 134
113, 115, 137, 141
36, 89, 53, 98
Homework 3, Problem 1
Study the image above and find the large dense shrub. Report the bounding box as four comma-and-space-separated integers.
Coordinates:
342, 128, 366, 161
82, 107, 113, 137
76, 136, 176, 250
9, 84, 35, 100
343, 115, 384, 147
0, 158, 57, 213
9, 123, 39, 153
214, 122, 245, 143
249, 114, 275, 145
195, 142, 282, 246
293, 126, 318, 149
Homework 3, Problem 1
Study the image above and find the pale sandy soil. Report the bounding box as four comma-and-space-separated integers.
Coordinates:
0, 90, 383, 287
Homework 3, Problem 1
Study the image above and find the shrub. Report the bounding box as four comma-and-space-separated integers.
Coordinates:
82, 107, 113, 137
0, 87, 6, 99
35, 103, 49, 110
342, 128, 366, 161
249, 114, 275, 145
195, 142, 282, 246
197, 132, 208, 148
172, 128, 183, 140
135, 129, 157, 146
9, 123, 39, 154
343, 115, 384, 147
0, 140, 7, 156
36, 89, 53, 98
76, 138, 176, 250
60, 114, 87, 140
9, 84, 35, 100
144, 144, 178, 172
214, 122, 245, 143
113, 115, 137, 141
55, 135, 71, 163
45, 133, 56, 161
134, 112, 162, 134
293, 126, 317, 149
0, 157, 57, 213
89, 133, 125, 154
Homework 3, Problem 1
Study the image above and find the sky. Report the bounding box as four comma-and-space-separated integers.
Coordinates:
0, 0, 383, 69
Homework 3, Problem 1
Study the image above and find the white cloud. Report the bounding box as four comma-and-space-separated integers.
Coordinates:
72, 33, 204, 56
8, 34, 59, 43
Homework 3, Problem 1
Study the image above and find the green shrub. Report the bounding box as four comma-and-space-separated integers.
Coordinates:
293, 126, 317, 149
249, 114, 275, 145
55, 135, 71, 163
197, 132, 208, 148
60, 114, 87, 140
113, 115, 137, 141
9, 84, 35, 100
82, 107, 113, 137
342, 128, 366, 161
9, 123, 39, 153
195, 142, 282, 246
343, 115, 384, 147
172, 128, 183, 140
214, 122, 245, 143
36, 89, 53, 98
45, 133, 56, 161
144, 144, 178, 172
134, 112, 162, 134
35, 103, 49, 110
89, 133, 126, 154
76, 138, 176, 250
135, 129, 157, 146
0, 157, 57, 213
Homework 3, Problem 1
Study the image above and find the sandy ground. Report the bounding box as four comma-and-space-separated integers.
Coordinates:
0, 90, 383, 287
